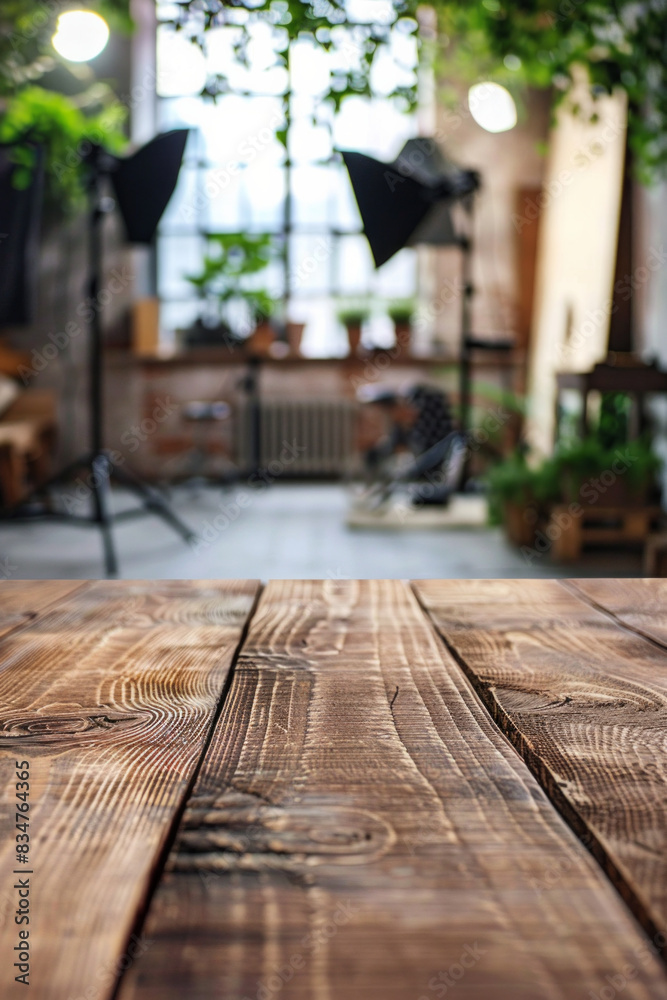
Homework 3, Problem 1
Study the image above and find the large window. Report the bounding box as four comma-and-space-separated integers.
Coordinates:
156, 1, 421, 356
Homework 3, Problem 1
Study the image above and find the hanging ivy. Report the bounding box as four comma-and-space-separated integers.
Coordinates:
162, 0, 421, 111
431, 0, 667, 183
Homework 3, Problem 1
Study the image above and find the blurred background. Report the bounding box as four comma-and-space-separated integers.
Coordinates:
1, 0, 666, 580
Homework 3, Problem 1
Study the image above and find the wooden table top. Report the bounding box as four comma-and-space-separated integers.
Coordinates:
1, 579, 666, 999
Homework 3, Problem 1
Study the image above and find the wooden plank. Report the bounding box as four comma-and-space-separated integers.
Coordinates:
568, 578, 667, 649
117, 580, 667, 1000
0, 579, 259, 999
0, 581, 87, 640
413, 578, 667, 948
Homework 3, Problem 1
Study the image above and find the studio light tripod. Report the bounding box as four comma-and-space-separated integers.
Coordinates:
3, 132, 197, 577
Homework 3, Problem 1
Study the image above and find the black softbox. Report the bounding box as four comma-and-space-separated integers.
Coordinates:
109, 129, 189, 244
342, 138, 480, 267
0, 145, 44, 326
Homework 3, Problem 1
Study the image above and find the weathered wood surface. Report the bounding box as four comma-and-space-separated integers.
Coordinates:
0, 581, 86, 640
117, 580, 667, 1000
413, 578, 667, 948
568, 577, 667, 649
0, 579, 259, 999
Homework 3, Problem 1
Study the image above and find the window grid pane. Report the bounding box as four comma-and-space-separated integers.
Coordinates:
157, 10, 418, 356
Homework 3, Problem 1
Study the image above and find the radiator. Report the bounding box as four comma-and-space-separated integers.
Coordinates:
236, 398, 358, 477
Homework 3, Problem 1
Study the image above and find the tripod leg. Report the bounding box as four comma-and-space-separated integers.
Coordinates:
112, 462, 197, 544
91, 453, 119, 578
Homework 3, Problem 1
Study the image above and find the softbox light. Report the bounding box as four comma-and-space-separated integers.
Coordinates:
342, 138, 480, 267
3, 129, 194, 577
109, 129, 189, 244
0, 145, 44, 326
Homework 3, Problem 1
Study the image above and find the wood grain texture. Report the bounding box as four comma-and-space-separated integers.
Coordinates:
0, 579, 259, 1000
117, 580, 667, 1000
0, 581, 86, 640
568, 577, 667, 649
413, 578, 667, 948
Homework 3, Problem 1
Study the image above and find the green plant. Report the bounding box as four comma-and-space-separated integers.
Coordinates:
486, 447, 560, 524
187, 233, 279, 332
388, 299, 416, 325
432, 1, 667, 182
0, 86, 127, 209
167, 1, 421, 113
597, 391, 631, 450
555, 434, 661, 500
488, 433, 662, 527
337, 303, 371, 327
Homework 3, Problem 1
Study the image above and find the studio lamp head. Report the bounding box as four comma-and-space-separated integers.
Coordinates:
81, 130, 189, 244
342, 138, 481, 268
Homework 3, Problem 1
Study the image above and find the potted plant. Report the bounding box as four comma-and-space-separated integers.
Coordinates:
337, 304, 370, 357
247, 307, 275, 357
388, 299, 416, 352
487, 448, 560, 547
554, 435, 661, 508
186, 233, 278, 349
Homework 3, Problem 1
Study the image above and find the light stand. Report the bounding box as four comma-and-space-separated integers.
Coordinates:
3, 131, 196, 577
342, 138, 512, 483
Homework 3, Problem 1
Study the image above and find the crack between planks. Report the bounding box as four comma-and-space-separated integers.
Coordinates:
108, 581, 265, 1000
559, 578, 667, 656
409, 581, 666, 961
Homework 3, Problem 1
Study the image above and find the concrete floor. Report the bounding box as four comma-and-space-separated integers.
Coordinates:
0, 484, 642, 580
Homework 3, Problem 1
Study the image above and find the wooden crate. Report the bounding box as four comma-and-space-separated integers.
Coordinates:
0, 388, 57, 506
548, 503, 663, 561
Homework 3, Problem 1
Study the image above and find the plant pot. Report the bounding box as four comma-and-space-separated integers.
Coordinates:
563, 473, 648, 509
184, 318, 239, 349
503, 501, 541, 548
248, 320, 274, 357
393, 321, 412, 354
346, 323, 362, 357
287, 322, 305, 357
